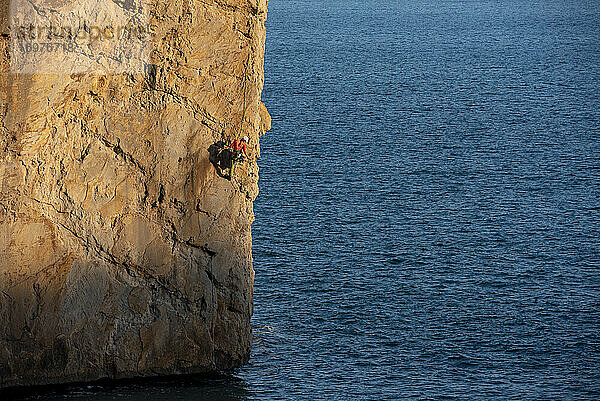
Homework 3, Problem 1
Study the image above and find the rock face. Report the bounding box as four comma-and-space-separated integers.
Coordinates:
0, 0, 270, 388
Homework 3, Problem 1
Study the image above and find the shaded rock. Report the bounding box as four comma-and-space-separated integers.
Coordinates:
209, 141, 235, 179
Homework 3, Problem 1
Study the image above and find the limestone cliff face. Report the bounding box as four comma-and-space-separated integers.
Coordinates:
0, 0, 270, 388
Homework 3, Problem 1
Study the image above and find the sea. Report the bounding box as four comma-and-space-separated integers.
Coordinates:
12, 0, 600, 399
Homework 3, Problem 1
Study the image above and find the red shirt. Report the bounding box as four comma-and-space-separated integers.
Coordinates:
232, 140, 247, 154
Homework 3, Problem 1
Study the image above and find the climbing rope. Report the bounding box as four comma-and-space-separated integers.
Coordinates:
228, 54, 251, 180
237, 54, 251, 140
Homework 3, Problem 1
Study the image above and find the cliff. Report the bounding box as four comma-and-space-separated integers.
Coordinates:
0, 0, 270, 388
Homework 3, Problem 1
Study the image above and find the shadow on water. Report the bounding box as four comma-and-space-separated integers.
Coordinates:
0, 373, 252, 401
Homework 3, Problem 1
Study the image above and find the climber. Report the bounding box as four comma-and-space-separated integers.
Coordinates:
230, 136, 249, 177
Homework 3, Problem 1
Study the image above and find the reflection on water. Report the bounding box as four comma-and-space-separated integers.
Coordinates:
2, 374, 251, 401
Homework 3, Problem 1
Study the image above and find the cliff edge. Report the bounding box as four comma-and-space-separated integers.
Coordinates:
0, 0, 270, 388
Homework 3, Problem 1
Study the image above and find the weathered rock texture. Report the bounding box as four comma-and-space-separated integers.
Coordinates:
0, 0, 270, 388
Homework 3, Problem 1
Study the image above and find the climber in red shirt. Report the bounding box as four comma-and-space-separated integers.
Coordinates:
232, 136, 249, 160
229, 136, 249, 178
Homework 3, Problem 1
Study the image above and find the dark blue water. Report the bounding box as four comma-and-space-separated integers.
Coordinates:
240, 0, 600, 399
12, 0, 600, 400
